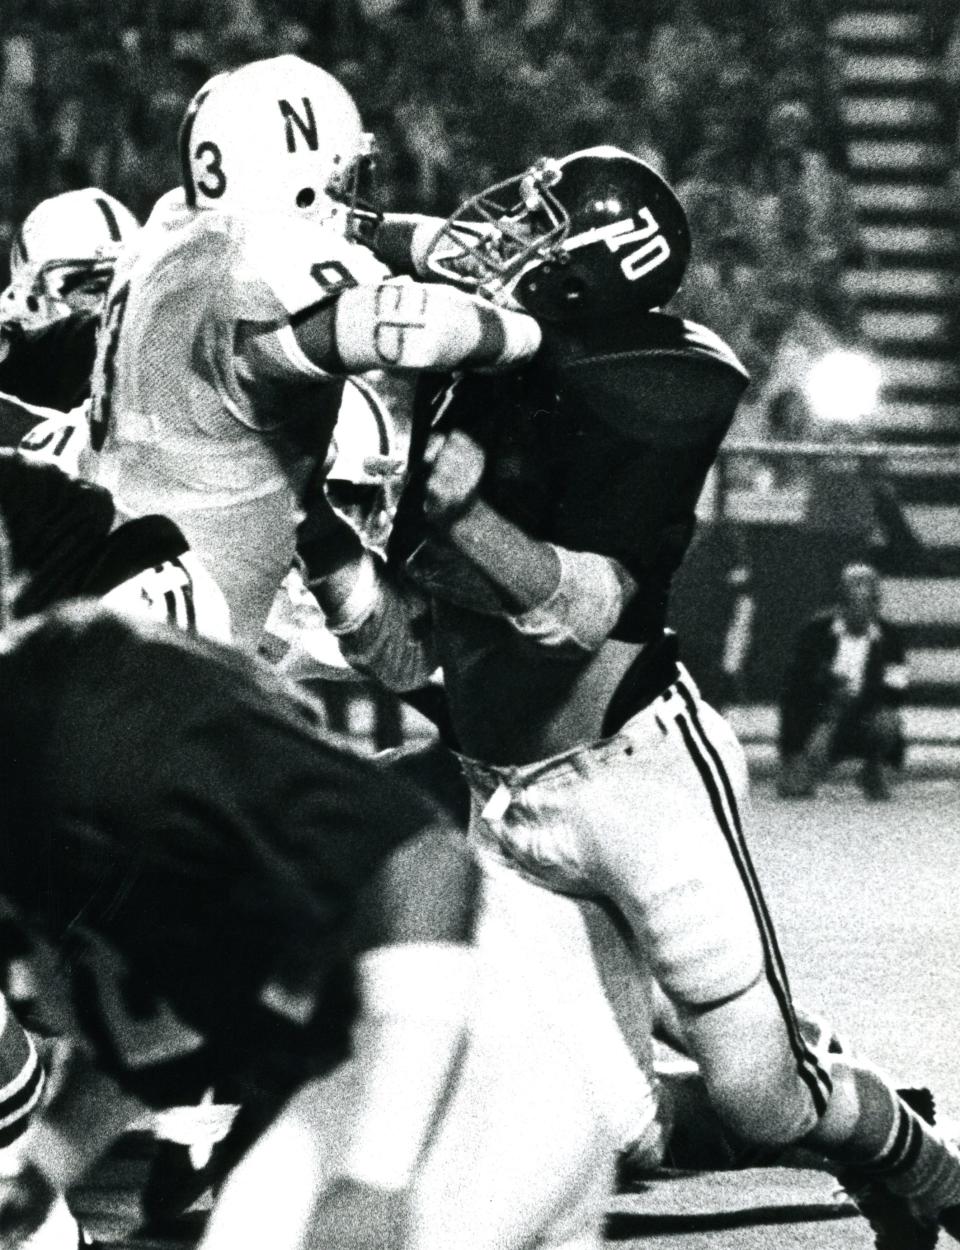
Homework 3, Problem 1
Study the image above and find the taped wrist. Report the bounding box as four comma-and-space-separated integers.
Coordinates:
328, 564, 438, 692
341, 942, 475, 1191
506, 545, 634, 652
323, 552, 381, 637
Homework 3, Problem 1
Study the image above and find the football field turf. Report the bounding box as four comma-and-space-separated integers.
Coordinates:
73, 776, 960, 1249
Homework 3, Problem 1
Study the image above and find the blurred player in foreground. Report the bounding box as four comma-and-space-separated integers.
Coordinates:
0, 599, 656, 1250
307, 145, 960, 1250
82, 54, 539, 651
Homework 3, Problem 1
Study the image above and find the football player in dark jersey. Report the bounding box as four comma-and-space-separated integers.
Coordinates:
0, 602, 635, 1250
0, 190, 140, 422
303, 145, 960, 1249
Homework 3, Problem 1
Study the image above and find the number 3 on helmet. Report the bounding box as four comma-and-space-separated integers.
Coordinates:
424, 145, 691, 321
178, 54, 375, 234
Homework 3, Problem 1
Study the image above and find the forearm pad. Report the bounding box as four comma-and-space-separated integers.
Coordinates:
505, 545, 636, 654
334, 281, 541, 372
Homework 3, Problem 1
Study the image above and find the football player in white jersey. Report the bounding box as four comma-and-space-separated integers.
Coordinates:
0, 189, 140, 417
82, 54, 539, 651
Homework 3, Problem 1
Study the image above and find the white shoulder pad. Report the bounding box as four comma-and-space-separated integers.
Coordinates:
231, 214, 389, 322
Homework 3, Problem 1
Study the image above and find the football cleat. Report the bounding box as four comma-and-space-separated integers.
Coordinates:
837, 1173, 938, 1250
834, 1089, 960, 1250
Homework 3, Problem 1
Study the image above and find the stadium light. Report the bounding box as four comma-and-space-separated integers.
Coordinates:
804, 349, 882, 423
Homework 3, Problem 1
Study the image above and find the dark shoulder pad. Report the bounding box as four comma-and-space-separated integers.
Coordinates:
0, 391, 41, 448
667, 316, 748, 377
550, 311, 749, 446
0, 450, 115, 615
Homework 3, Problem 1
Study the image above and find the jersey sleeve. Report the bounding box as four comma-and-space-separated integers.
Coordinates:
0, 449, 115, 616
225, 216, 390, 381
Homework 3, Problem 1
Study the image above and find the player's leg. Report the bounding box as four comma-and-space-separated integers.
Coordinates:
196, 1064, 354, 1250
651, 688, 960, 1243
406, 861, 621, 1250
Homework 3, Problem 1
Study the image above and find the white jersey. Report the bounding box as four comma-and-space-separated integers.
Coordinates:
82, 189, 388, 648
102, 550, 233, 644
17, 406, 232, 642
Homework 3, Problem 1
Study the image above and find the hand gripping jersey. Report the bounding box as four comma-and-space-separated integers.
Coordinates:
389, 312, 749, 641
82, 190, 388, 647
0, 605, 443, 1107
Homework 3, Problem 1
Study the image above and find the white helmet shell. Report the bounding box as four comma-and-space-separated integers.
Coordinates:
328, 377, 401, 486
179, 55, 373, 231
1, 189, 140, 334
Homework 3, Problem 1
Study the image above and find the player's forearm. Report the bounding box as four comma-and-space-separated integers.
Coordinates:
307, 551, 439, 693
293, 281, 541, 374
442, 498, 561, 612
441, 499, 636, 651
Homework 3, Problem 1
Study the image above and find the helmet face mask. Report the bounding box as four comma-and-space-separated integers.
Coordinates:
425, 146, 691, 322
425, 157, 569, 298
1, 190, 139, 336
179, 55, 377, 236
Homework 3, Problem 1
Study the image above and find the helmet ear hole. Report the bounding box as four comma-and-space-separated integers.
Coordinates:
561, 274, 587, 306
296, 187, 316, 209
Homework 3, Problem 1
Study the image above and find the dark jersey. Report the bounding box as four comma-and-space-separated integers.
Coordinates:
0, 605, 441, 1106
389, 312, 748, 642
0, 315, 98, 412
0, 450, 191, 618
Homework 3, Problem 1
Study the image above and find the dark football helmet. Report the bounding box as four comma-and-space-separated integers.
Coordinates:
423, 145, 691, 321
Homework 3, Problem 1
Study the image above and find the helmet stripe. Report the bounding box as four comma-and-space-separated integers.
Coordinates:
94, 196, 122, 242
349, 377, 391, 453
12, 228, 27, 264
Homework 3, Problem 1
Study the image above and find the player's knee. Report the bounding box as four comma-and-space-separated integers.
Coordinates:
699, 1060, 816, 1146
677, 979, 823, 1148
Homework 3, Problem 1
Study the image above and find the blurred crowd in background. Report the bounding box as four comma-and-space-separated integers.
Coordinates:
0, 0, 955, 401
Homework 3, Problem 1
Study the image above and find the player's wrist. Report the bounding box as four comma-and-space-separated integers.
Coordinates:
320, 552, 383, 637
473, 303, 541, 370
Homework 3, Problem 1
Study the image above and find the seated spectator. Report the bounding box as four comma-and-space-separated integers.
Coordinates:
777, 563, 908, 801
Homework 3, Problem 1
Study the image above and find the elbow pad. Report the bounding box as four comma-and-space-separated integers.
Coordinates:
333, 281, 541, 372
506, 547, 634, 654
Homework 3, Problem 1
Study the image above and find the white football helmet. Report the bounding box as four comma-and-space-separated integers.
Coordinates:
179, 54, 374, 232
327, 376, 404, 548
0, 189, 140, 335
